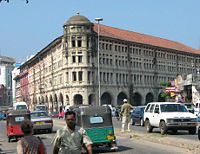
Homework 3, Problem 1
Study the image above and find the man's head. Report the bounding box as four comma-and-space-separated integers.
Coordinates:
65, 111, 76, 130
21, 119, 33, 135
123, 99, 128, 103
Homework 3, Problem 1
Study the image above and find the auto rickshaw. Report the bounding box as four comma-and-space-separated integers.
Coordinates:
6, 109, 30, 142
74, 105, 118, 151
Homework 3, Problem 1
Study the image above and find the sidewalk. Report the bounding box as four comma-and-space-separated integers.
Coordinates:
114, 129, 200, 154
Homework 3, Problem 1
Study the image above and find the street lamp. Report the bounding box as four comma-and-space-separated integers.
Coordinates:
95, 18, 103, 106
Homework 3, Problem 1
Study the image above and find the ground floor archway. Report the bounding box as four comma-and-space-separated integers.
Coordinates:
101, 92, 112, 105
145, 92, 154, 104
133, 92, 142, 106
74, 94, 83, 105
117, 92, 127, 106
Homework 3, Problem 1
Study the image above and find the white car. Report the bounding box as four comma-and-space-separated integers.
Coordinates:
143, 102, 197, 135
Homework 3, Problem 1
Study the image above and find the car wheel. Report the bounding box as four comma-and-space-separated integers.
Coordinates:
8, 137, 11, 142
188, 127, 196, 135
145, 120, 153, 133
198, 127, 200, 140
132, 121, 135, 125
140, 119, 144, 126
160, 121, 167, 135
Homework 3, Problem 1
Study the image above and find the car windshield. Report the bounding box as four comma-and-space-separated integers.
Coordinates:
31, 112, 48, 118
36, 106, 46, 111
16, 105, 27, 110
90, 116, 104, 124
184, 104, 193, 109
160, 104, 188, 112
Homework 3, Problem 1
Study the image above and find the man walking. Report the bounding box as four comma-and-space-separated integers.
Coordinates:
120, 99, 133, 132
52, 111, 93, 154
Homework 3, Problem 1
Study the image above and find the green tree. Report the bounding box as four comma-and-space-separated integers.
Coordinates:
159, 81, 171, 99
160, 81, 171, 87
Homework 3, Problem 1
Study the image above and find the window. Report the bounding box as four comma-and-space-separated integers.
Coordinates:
160, 104, 188, 112
78, 56, 82, 63
72, 56, 76, 63
154, 104, 159, 113
88, 71, 91, 83
78, 40, 82, 47
77, 37, 82, 47
72, 72, 77, 81
149, 104, 155, 113
78, 71, 83, 81
72, 36, 76, 47
90, 116, 103, 124
87, 37, 90, 48
87, 55, 90, 63
66, 72, 69, 83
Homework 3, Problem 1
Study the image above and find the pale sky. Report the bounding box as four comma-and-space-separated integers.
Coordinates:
0, 0, 200, 63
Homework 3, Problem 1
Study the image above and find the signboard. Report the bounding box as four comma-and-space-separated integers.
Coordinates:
184, 74, 193, 86
165, 87, 176, 93
192, 85, 200, 105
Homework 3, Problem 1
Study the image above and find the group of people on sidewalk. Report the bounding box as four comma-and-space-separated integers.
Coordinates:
16, 98, 132, 154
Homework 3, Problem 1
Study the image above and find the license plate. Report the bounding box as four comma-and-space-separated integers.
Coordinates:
36, 122, 44, 125
179, 122, 187, 126
107, 135, 114, 140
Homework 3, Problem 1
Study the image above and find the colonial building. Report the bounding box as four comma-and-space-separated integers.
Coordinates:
0, 55, 15, 106
19, 14, 200, 111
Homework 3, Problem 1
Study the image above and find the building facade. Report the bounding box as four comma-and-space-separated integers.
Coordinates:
0, 56, 15, 106
19, 14, 200, 111
12, 63, 21, 104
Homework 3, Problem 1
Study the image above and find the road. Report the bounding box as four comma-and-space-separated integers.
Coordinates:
0, 118, 198, 154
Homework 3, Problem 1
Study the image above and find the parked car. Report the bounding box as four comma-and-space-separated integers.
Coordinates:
31, 111, 53, 133
143, 102, 197, 135
49, 112, 59, 118
131, 106, 145, 126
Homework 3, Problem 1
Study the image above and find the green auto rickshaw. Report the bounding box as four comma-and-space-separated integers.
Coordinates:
74, 105, 118, 151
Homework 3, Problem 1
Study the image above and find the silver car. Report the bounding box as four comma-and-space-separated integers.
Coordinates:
31, 111, 53, 133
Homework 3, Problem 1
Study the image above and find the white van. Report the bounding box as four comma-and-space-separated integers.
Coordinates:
13, 102, 28, 110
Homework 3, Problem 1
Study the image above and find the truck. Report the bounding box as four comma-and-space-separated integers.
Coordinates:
13, 102, 28, 110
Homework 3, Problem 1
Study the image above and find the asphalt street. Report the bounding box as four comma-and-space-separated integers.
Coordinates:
1, 118, 198, 154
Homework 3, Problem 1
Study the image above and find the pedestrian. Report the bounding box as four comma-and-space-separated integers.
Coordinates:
52, 110, 93, 154
16, 119, 46, 154
120, 99, 133, 132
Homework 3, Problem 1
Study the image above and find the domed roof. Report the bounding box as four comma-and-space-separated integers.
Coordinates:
64, 13, 91, 26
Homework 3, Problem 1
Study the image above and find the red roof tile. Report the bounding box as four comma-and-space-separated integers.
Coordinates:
93, 24, 200, 54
